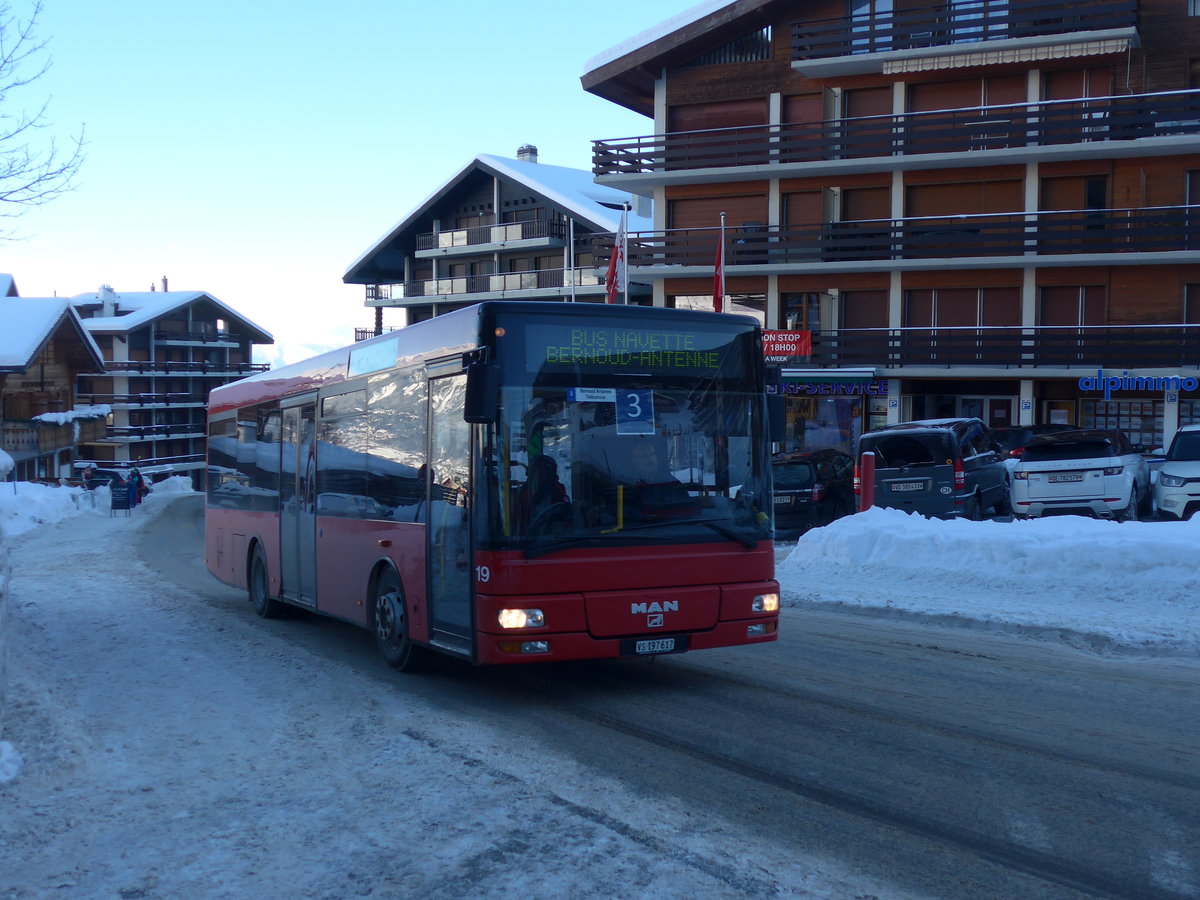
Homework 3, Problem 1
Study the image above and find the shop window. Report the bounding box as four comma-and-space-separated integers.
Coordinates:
1079, 399, 1163, 449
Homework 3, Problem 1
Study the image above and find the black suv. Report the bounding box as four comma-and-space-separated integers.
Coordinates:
855, 418, 1009, 520
772, 448, 855, 539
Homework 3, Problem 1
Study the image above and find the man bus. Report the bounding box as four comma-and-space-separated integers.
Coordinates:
205, 301, 780, 671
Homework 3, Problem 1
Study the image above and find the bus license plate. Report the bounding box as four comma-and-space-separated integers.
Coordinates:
1048, 473, 1085, 483
891, 481, 924, 492
622, 636, 688, 656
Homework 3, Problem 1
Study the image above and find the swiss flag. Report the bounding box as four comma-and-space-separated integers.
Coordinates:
605, 208, 627, 304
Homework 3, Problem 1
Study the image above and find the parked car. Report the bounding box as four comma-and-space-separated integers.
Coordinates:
1010, 429, 1150, 521
991, 423, 1076, 460
1154, 424, 1200, 520
772, 448, 856, 538
855, 418, 1009, 520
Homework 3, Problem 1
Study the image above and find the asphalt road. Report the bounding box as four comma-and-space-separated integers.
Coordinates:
150, 495, 1200, 900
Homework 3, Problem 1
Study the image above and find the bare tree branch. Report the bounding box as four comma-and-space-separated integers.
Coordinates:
0, 1, 86, 237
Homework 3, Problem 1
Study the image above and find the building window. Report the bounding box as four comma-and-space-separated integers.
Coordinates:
782, 293, 820, 331
1191, 0, 1200, 16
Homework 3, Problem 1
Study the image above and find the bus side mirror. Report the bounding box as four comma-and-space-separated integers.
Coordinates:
765, 365, 785, 443
464, 361, 499, 424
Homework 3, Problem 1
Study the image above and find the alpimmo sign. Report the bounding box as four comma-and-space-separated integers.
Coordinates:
1078, 370, 1200, 401
762, 330, 812, 364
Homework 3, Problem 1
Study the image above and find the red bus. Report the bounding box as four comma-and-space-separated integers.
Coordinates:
205, 301, 780, 670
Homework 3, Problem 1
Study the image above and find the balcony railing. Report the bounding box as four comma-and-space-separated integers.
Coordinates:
155, 330, 236, 343
75, 453, 206, 472
104, 361, 269, 375
592, 89, 1200, 177
354, 326, 400, 343
614, 206, 1200, 268
77, 392, 208, 406
415, 219, 566, 252
370, 268, 604, 301
791, 0, 1136, 61
107, 423, 207, 440
809, 324, 1200, 369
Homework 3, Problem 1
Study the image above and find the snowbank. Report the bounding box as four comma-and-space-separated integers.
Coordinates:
778, 506, 1200, 655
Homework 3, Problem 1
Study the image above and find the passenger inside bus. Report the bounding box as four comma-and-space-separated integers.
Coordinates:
515, 454, 570, 532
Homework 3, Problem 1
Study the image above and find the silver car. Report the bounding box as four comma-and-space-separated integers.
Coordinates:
1011, 429, 1151, 521
1154, 424, 1200, 521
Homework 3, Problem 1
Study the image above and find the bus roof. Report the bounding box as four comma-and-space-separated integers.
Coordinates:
208, 302, 760, 416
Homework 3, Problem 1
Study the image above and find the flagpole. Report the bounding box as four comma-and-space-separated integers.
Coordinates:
714, 211, 726, 314
568, 217, 576, 302
622, 201, 630, 305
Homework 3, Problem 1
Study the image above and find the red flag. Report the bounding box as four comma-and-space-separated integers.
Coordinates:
713, 215, 726, 313
605, 207, 627, 304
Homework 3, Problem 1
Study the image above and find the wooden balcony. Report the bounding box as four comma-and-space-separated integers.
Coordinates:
104, 361, 269, 376
368, 268, 606, 303
791, 0, 1136, 68
415, 219, 566, 254
592, 89, 1200, 178
808, 325, 1200, 370
610, 206, 1200, 269
76, 392, 208, 407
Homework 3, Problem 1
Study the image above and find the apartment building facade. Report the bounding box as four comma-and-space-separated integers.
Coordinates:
344, 148, 652, 332
72, 285, 272, 484
582, 0, 1200, 455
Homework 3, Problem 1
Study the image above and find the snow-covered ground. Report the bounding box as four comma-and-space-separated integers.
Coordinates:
0, 476, 1196, 897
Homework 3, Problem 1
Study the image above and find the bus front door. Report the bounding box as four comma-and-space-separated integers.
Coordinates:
426, 373, 473, 654
279, 398, 317, 608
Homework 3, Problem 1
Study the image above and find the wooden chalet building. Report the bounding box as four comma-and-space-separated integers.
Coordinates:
343, 147, 652, 334
582, 0, 1200, 454
0, 293, 106, 481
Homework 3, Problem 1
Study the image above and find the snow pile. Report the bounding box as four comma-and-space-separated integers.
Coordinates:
778, 506, 1200, 655
0, 475, 194, 538
31, 404, 112, 425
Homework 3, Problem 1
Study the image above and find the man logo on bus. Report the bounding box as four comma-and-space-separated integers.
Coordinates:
631, 601, 679, 615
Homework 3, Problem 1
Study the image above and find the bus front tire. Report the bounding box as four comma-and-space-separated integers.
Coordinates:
248, 546, 286, 619
372, 566, 427, 673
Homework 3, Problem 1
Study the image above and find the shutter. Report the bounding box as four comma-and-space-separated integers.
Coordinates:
669, 195, 768, 230
842, 187, 890, 221
841, 290, 888, 328
908, 80, 981, 113
784, 191, 823, 227
935, 288, 977, 327
844, 87, 891, 118
669, 99, 767, 132
784, 94, 823, 124
981, 288, 1020, 326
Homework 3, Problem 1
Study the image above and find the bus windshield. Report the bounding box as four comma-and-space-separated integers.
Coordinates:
485, 313, 771, 553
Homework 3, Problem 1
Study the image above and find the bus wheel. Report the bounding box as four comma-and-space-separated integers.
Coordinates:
248, 545, 285, 619
372, 566, 426, 672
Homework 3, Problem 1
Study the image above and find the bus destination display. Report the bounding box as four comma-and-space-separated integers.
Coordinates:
525, 325, 731, 375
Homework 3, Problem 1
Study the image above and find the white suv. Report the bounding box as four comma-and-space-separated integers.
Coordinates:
1154, 424, 1200, 521
1011, 429, 1151, 521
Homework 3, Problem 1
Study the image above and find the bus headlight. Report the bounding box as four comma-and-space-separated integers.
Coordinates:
498, 608, 545, 629
752, 592, 779, 613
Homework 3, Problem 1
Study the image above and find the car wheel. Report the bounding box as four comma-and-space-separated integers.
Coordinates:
1116, 496, 1139, 523
248, 545, 286, 619
966, 493, 983, 521
1137, 484, 1153, 517
991, 486, 1011, 517
371, 565, 427, 672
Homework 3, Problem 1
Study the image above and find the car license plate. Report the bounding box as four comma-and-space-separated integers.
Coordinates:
621, 636, 688, 657
773, 495, 792, 506
890, 481, 924, 492
1048, 473, 1085, 483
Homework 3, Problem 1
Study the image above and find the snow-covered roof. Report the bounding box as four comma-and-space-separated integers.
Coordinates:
583, 0, 732, 73
69, 288, 273, 344
0, 298, 105, 372
344, 153, 652, 283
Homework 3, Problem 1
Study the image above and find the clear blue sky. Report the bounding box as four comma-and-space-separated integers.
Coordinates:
3, 0, 698, 366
